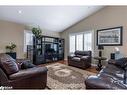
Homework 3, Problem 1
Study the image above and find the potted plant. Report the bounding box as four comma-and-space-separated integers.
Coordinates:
32, 27, 42, 38
5, 43, 17, 59
6, 43, 16, 53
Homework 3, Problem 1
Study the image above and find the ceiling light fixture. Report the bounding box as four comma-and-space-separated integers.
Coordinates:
18, 10, 22, 14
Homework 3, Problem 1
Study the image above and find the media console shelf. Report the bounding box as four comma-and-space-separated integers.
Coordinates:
27, 35, 64, 65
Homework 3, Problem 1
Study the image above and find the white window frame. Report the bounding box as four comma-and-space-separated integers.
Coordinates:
76, 33, 84, 51
69, 34, 76, 54
83, 31, 94, 52
24, 30, 33, 52
69, 30, 94, 54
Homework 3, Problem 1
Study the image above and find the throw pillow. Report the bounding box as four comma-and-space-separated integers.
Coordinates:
0, 53, 19, 75
1, 60, 19, 75
21, 61, 35, 69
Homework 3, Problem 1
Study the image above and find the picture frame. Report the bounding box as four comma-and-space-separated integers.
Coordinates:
97, 26, 123, 46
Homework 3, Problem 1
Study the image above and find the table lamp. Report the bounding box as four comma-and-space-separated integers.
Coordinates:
98, 45, 104, 57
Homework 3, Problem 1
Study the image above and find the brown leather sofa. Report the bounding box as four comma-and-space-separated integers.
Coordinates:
85, 58, 127, 89
0, 53, 48, 89
68, 51, 91, 69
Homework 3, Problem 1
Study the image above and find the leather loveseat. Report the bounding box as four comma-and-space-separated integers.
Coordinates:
0, 53, 48, 89
85, 58, 127, 89
68, 51, 92, 69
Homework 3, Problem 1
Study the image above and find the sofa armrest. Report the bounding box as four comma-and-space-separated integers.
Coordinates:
85, 75, 127, 89
108, 59, 116, 64
68, 54, 75, 59
81, 56, 91, 63
9, 67, 48, 80
85, 76, 112, 89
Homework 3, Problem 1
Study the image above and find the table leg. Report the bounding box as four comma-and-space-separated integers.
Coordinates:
96, 60, 102, 71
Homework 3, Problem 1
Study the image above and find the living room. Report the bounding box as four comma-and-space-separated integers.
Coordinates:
1, 2, 127, 93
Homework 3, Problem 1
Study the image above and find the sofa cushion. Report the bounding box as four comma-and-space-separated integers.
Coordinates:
108, 58, 127, 68
72, 57, 80, 62
81, 56, 89, 59
75, 55, 82, 58
0, 53, 19, 75
100, 64, 124, 79
75, 50, 91, 56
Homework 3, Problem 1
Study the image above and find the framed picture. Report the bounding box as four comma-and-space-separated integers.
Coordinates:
97, 26, 123, 46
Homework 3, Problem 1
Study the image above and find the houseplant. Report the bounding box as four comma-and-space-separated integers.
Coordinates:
5, 43, 17, 59
5, 43, 16, 53
32, 27, 42, 38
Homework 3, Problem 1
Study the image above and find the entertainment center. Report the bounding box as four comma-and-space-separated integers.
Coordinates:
27, 35, 64, 65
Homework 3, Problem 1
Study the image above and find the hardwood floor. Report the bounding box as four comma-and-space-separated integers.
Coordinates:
85, 66, 98, 73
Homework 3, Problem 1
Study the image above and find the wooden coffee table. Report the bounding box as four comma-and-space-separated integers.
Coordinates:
94, 57, 107, 71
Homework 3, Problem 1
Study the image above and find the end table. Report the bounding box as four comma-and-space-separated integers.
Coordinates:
94, 57, 107, 71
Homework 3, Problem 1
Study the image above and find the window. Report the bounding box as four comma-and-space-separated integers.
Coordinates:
69, 35, 75, 53
69, 31, 93, 53
24, 30, 33, 52
84, 32, 92, 51
76, 34, 83, 51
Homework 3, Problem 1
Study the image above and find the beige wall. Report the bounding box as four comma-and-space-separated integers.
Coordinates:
0, 20, 60, 59
60, 6, 127, 59
41, 30, 60, 37
0, 20, 25, 58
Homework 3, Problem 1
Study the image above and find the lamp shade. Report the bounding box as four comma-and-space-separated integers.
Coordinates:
98, 45, 104, 50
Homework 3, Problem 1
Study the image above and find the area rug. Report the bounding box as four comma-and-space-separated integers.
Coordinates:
46, 63, 96, 89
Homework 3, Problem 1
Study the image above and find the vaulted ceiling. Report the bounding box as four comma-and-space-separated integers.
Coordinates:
0, 6, 104, 32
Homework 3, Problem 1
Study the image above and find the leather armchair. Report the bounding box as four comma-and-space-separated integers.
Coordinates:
0, 53, 48, 89
68, 51, 92, 69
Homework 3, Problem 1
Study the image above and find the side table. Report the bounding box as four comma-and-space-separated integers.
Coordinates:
94, 57, 107, 71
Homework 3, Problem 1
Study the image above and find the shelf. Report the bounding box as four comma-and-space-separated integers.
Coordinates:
42, 41, 59, 44
32, 36, 64, 64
